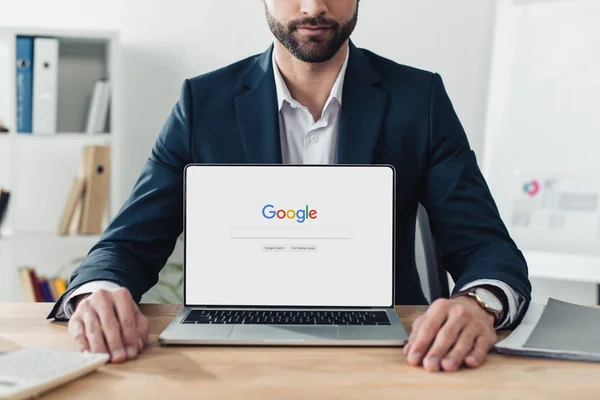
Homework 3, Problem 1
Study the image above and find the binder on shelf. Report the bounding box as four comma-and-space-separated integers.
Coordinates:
79, 146, 111, 234
32, 37, 59, 134
16, 36, 34, 134
58, 178, 86, 236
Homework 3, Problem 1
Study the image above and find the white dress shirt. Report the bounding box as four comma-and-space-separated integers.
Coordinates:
58, 49, 522, 328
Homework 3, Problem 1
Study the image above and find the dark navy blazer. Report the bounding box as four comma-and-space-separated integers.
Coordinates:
49, 43, 531, 319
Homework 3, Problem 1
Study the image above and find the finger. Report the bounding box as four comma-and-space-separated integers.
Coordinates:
409, 317, 422, 340
407, 318, 421, 345
134, 304, 150, 347
403, 342, 412, 356
404, 318, 422, 356
423, 313, 469, 372
440, 328, 478, 372
407, 301, 451, 367
113, 289, 139, 359
94, 291, 127, 363
465, 335, 494, 368
69, 318, 89, 353
81, 306, 109, 355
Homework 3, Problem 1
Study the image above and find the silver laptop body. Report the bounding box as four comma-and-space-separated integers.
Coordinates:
159, 165, 408, 346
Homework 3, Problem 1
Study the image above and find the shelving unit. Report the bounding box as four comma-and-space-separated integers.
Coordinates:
0, 27, 121, 301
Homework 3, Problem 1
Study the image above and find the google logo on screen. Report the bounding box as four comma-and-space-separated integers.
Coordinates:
262, 204, 318, 224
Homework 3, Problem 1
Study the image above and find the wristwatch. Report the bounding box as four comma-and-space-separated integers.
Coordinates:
452, 287, 505, 325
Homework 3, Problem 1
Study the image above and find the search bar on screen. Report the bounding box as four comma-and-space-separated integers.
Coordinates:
231, 229, 352, 239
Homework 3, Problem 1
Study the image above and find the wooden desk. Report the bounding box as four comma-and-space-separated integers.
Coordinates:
2, 304, 600, 400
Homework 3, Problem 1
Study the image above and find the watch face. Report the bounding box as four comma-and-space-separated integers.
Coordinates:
475, 288, 503, 312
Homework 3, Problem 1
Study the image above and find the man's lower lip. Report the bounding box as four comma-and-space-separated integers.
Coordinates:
297, 27, 331, 33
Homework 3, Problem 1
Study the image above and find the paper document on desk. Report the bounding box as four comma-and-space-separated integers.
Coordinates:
495, 299, 600, 362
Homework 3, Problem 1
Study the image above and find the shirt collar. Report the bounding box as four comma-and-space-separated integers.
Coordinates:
272, 47, 350, 113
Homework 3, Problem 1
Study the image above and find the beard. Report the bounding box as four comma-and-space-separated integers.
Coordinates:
265, 5, 358, 63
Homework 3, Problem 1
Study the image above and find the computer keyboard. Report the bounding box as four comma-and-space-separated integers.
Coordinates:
0, 348, 109, 400
182, 310, 391, 325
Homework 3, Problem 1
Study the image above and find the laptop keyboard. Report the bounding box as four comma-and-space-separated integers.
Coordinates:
182, 310, 391, 325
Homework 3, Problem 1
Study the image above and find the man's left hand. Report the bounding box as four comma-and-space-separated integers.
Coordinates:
403, 297, 497, 372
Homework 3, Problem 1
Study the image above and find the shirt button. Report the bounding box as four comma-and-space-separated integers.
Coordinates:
310, 135, 319, 143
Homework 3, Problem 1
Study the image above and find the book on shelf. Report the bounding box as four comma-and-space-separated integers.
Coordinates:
19, 267, 68, 303
85, 79, 111, 134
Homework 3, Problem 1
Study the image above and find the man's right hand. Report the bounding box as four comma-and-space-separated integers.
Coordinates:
67, 287, 150, 363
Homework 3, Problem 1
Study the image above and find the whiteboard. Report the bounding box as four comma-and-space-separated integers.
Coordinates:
483, 0, 600, 256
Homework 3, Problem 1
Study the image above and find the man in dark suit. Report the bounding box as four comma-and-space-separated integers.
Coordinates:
50, 0, 531, 372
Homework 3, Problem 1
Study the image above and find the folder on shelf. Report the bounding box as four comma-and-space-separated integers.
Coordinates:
16, 36, 34, 134
32, 37, 59, 134
79, 146, 110, 234
58, 178, 86, 236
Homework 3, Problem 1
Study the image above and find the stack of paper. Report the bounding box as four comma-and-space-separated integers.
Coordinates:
495, 298, 600, 362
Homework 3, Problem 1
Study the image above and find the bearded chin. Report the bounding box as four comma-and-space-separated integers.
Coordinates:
266, 7, 358, 63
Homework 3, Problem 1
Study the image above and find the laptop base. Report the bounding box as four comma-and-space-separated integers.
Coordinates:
159, 307, 408, 347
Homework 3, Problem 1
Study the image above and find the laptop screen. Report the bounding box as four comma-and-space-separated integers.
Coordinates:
184, 165, 394, 308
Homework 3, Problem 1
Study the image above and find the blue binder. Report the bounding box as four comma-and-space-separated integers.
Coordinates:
16, 36, 33, 134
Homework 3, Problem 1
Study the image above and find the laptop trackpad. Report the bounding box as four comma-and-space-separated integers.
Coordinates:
230, 325, 339, 341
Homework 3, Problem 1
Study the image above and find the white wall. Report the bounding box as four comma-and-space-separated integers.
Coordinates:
0, 0, 497, 202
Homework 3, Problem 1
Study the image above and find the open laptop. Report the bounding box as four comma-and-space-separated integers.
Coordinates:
159, 165, 408, 346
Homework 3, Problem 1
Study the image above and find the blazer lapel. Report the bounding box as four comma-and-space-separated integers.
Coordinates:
235, 46, 282, 164
337, 43, 388, 164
